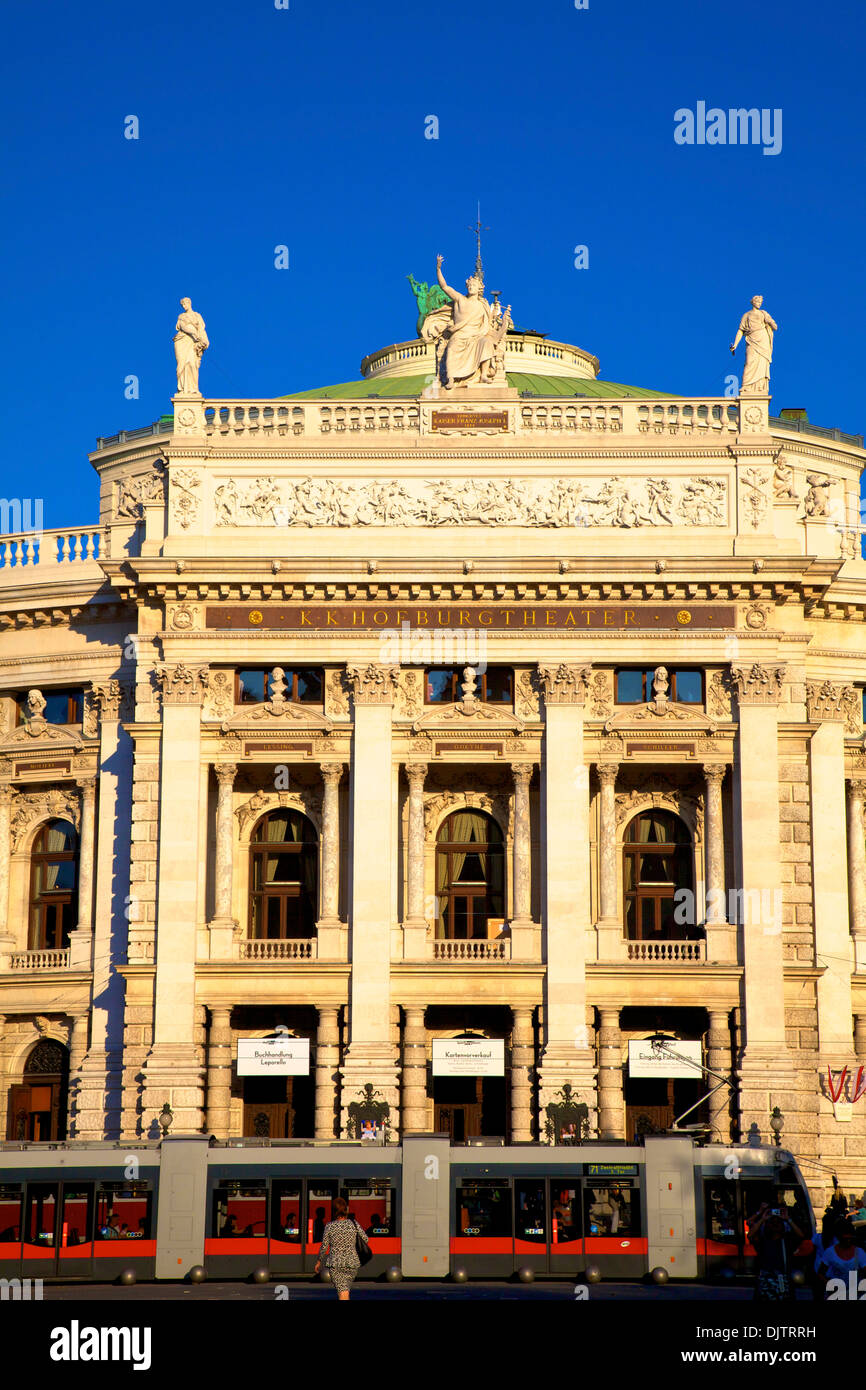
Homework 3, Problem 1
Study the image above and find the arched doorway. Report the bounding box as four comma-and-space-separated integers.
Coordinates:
249, 809, 318, 939
436, 810, 505, 940
622, 809, 694, 940
6, 1039, 70, 1140
29, 820, 78, 950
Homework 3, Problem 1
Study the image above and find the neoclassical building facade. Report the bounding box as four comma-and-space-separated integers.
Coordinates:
2, 276, 866, 1207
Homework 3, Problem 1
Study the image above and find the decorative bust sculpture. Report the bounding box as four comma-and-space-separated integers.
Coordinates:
26, 689, 47, 718
434, 255, 511, 389
173, 297, 209, 395
730, 295, 777, 395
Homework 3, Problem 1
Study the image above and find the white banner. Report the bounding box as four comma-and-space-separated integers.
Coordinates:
432, 1038, 505, 1077
236, 1037, 310, 1076
628, 1039, 702, 1079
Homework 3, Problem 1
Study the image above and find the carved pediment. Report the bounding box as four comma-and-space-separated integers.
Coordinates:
1, 719, 83, 750
604, 700, 718, 734
222, 703, 334, 732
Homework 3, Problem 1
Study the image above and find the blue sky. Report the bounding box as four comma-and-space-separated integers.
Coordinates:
2, 0, 864, 527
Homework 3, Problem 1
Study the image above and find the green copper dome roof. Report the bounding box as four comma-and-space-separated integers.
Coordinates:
282, 373, 672, 401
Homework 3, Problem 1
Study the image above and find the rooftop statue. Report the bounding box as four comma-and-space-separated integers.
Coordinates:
407, 274, 452, 339
434, 254, 512, 390
729, 294, 777, 395
173, 297, 209, 395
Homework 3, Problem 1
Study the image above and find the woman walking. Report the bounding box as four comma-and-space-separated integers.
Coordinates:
314, 1196, 370, 1301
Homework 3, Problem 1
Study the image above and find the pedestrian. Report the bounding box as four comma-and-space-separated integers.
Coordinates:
749, 1203, 805, 1301
818, 1220, 866, 1296
314, 1196, 370, 1301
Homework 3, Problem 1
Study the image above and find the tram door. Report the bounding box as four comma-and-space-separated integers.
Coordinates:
305, 1180, 338, 1270
514, 1179, 583, 1275
22, 1183, 94, 1278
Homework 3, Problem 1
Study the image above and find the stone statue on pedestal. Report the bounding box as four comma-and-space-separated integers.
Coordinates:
434, 255, 511, 390
730, 295, 777, 395
173, 298, 209, 395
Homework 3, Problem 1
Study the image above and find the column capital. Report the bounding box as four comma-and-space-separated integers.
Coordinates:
214, 762, 238, 788
346, 663, 399, 705
0, 784, 15, 808
511, 761, 535, 786
87, 678, 133, 724
404, 762, 428, 790
702, 763, 726, 787
75, 775, 97, 798
806, 679, 860, 727
537, 663, 592, 705
596, 761, 620, 787
153, 663, 208, 705
847, 778, 866, 800
320, 761, 345, 786
730, 663, 786, 706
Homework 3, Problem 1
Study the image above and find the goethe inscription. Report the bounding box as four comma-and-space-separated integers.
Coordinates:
207, 604, 736, 631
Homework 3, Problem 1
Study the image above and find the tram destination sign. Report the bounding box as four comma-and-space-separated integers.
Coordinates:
432, 1038, 505, 1077
628, 1039, 702, 1079
207, 604, 736, 631
585, 1163, 640, 1178
236, 1037, 310, 1075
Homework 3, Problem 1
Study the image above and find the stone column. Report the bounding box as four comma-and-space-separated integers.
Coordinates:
403, 764, 428, 959
854, 1013, 866, 1061
208, 763, 237, 959
401, 1007, 428, 1134
511, 763, 533, 923
730, 664, 796, 1136
597, 1008, 623, 1139
340, 665, 401, 1134
0, 787, 13, 967
0, 1014, 6, 1138
74, 680, 131, 1139
847, 779, 866, 975
535, 664, 596, 1132
703, 764, 732, 961
510, 1007, 535, 1143
69, 776, 96, 968
141, 663, 208, 1134
315, 1007, 340, 1140
596, 762, 621, 959
317, 763, 345, 957
706, 1009, 733, 1143
205, 1007, 233, 1140
806, 688, 854, 1060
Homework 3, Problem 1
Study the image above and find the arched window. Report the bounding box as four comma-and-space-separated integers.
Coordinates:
623, 810, 694, 941
436, 811, 505, 940
6, 1039, 70, 1141
29, 820, 78, 950
249, 810, 318, 939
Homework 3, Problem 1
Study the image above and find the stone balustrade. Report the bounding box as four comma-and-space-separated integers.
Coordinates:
9, 948, 71, 970
239, 938, 317, 960
0, 527, 105, 582
432, 939, 512, 961
625, 939, 707, 963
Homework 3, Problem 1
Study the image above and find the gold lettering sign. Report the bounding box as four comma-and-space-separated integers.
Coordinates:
431, 411, 509, 431
207, 604, 736, 631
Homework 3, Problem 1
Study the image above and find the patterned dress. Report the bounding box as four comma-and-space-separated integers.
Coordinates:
318, 1217, 369, 1293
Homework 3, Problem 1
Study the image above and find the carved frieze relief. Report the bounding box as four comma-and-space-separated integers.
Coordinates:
10, 788, 82, 850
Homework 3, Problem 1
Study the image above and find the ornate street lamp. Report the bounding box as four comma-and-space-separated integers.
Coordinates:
158, 1102, 174, 1137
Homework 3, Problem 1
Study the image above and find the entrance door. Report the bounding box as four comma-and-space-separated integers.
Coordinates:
434, 1077, 483, 1142
7, 1083, 61, 1141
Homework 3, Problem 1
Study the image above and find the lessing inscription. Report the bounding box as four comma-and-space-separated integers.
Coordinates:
431, 410, 509, 431
207, 604, 735, 631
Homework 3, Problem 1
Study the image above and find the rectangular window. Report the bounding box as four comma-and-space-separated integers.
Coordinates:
550, 1184, 582, 1244
236, 669, 269, 704
584, 1180, 640, 1236
344, 1179, 393, 1236
212, 1180, 268, 1238
615, 669, 703, 704
271, 1180, 302, 1244
96, 1184, 152, 1241
16, 688, 83, 725
0, 1185, 23, 1245
425, 668, 513, 704
455, 1179, 512, 1238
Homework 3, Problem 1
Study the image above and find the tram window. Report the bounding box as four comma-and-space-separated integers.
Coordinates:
96, 1184, 152, 1240
271, 1180, 302, 1243
61, 1187, 93, 1246
456, 1179, 512, 1238
584, 1181, 639, 1237
550, 1185, 582, 1244
743, 1181, 810, 1242
515, 1181, 546, 1244
0, 1185, 22, 1242
344, 1179, 392, 1237
24, 1185, 57, 1246
308, 1184, 337, 1243
212, 1180, 268, 1238
704, 1181, 738, 1241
